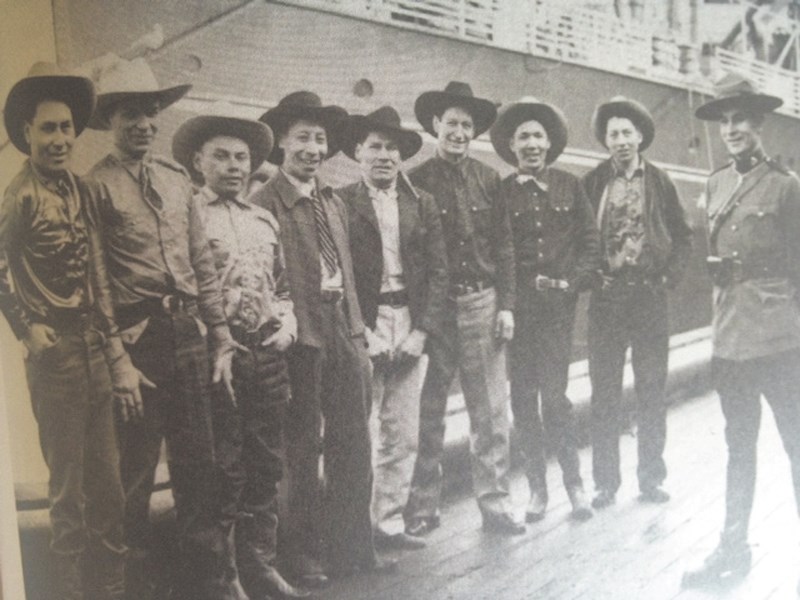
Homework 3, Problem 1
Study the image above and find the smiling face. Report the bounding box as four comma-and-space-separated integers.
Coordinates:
279, 119, 327, 181
24, 100, 75, 175
108, 98, 160, 160
194, 135, 251, 198
719, 108, 763, 160
433, 106, 474, 161
605, 116, 642, 169
510, 119, 550, 175
354, 130, 401, 188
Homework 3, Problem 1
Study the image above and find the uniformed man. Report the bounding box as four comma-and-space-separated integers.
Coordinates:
86, 58, 241, 600
490, 98, 600, 523
0, 62, 143, 600
336, 106, 448, 549
405, 81, 523, 536
249, 91, 392, 584
683, 74, 800, 587
172, 108, 308, 599
583, 97, 693, 509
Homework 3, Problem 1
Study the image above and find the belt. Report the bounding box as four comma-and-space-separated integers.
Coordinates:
230, 321, 281, 347
534, 275, 569, 291
116, 294, 199, 329
320, 288, 344, 304
378, 289, 409, 307
449, 279, 491, 297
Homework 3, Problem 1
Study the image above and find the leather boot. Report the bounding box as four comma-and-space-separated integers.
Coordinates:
682, 542, 752, 588
525, 489, 548, 523
567, 487, 593, 521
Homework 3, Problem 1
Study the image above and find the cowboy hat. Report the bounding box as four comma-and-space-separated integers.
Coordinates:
695, 72, 783, 121
340, 106, 422, 161
490, 97, 568, 166
414, 81, 497, 138
88, 57, 191, 130
259, 91, 347, 165
172, 109, 274, 184
3, 62, 95, 155
592, 96, 655, 151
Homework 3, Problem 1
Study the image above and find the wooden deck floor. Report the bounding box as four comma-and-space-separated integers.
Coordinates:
324, 391, 799, 600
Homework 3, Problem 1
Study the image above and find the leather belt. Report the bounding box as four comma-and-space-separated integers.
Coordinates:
450, 280, 491, 297
320, 288, 344, 304
378, 289, 409, 307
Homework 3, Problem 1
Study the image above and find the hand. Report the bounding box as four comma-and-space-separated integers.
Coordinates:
24, 323, 59, 356
365, 327, 392, 369
601, 275, 615, 290
494, 310, 514, 343
212, 340, 250, 407
262, 326, 294, 353
395, 329, 427, 367
110, 355, 156, 422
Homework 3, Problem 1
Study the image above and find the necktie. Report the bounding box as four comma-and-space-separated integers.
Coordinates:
310, 189, 338, 277
141, 164, 163, 210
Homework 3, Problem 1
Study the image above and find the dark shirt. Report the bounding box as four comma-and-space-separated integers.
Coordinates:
0, 161, 117, 339
88, 153, 227, 328
503, 168, 600, 292
409, 154, 515, 310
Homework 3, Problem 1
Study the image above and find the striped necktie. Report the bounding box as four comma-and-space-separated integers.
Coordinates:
141, 164, 163, 210
310, 188, 338, 277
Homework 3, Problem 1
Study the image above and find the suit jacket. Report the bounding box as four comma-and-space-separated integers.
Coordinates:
706, 159, 800, 361
248, 170, 365, 348
337, 177, 448, 336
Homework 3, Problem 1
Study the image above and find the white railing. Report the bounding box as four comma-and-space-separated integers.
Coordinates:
278, 0, 800, 119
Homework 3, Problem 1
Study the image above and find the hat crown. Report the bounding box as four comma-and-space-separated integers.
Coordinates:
365, 106, 403, 129
276, 90, 325, 110
25, 62, 71, 78
714, 73, 759, 100
95, 57, 166, 96
514, 96, 544, 104
443, 81, 475, 99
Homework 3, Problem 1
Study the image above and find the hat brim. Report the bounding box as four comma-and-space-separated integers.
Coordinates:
171, 115, 274, 184
3, 75, 96, 154
490, 102, 568, 167
414, 91, 497, 138
88, 84, 192, 130
592, 100, 655, 151
260, 104, 347, 165
341, 115, 423, 161
694, 93, 783, 121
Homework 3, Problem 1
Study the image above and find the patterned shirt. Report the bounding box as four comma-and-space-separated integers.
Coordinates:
198, 188, 296, 338
600, 159, 649, 273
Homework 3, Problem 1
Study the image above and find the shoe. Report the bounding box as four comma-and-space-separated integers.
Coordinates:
482, 511, 526, 535
567, 487, 593, 522
286, 555, 328, 589
681, 543, 752, 588
591, 489, 616, 509
525, 490, 548, 523
405, 516, 440, 537
261, 565, 311, 598
374, 531, 427, 551
639, 486, 671, 504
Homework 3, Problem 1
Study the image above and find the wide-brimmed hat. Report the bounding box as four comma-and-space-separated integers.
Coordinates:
3, 62, 96, 155
340, 106, 422, 161
592, 96, 655, 151
414, 81, 497, 138
259, 91, 347, 165
172, 105, 274, 183
88, 57, 191, 130
695, 73, 783, 121
490, 97, 568, 166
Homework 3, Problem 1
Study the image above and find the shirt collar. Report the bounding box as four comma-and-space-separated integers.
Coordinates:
280, 168, 317, 198
733, 147, 766, 174
202, 186, 251, 209
364, 178, 397, 200
28, 160, 75, 196
516, 168, 548, 191
433, 151, 470, 174
612, 154, 644, 179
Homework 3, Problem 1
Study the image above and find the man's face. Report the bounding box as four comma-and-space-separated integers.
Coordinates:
108, 98, 160, 159
279, 119, 328, 181
605, 116, 642, 167
355, 130, 401, 188
193, 135, 251, 198
24, 100, 75, 175
433, 106, 474, 160
719, 108, 762, 159
510, 119, 550, 175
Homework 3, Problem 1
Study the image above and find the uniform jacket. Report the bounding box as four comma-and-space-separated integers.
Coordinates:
502, 168, 601, 294
583, 157, 692, 286
248, 170, 365, 348
705, 159, 800, 361
337, 177, 449, 336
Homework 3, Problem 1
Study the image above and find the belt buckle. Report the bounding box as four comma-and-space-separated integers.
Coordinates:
535, 276, 549, 291
161, 295, 184, 314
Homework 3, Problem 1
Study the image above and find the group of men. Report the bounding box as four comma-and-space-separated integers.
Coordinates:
2, 54, 800, 600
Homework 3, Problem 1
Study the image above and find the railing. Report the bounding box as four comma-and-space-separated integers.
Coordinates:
277, 0, 800, 119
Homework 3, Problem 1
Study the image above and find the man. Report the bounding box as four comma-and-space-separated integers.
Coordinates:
249, 91, 391, 583
336, 106, 448, 550
683, 75, 800, 587
1, 63, 143, 600
405, 81, 523, 535
86, 58, 241, 600
583, 97, 692, 509
172, 109, 308, 599
490, 98, 600, 523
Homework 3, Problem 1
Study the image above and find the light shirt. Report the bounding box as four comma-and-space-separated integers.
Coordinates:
365, 179, 405, 293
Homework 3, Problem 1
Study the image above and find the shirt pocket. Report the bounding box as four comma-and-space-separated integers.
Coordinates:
547, 194, 576, 232
737, 197, 781, 255
468, 198, 493, 237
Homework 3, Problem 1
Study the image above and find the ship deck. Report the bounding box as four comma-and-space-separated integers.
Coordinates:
323, 390, 798, 600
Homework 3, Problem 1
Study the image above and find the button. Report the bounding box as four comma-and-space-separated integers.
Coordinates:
534, 206, 540, 212
441, 209, 448, 215
514, 211, 520, 217
732, 251, 739, 258
731, 225, 738, 231
533, 191, 538, 196
535, 221, 542, 228
460, 240, 466, 246
538, 252, 544, 259
470, 206, 478, 212
757, 211, 765, 218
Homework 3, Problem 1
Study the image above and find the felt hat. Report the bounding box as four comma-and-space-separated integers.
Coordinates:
340, 105, 422, 161
592, 96, 655, 151
490, 97, 568, 166
695, 72, 782, 121
414, 81, 497, 138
